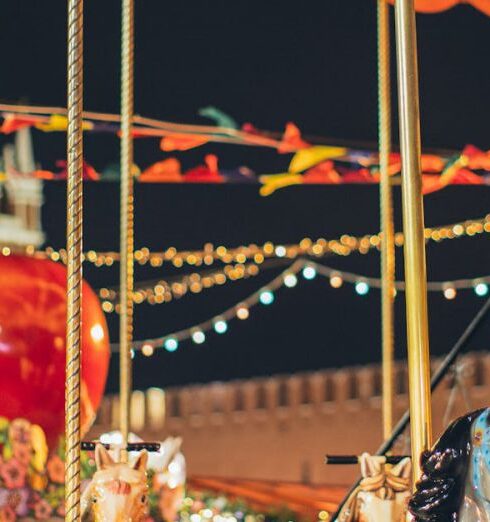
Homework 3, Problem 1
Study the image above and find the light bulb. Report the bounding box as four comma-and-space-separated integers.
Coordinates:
355, 281, 369, 296
214, 319, 228, 334
275, 245, 286, 257
236, 306, 249, 320
142, 343, 154, 357
192, 330, 206, 344
330, 273, 343, 288
302, 265, 317, 280
443, 287, 456, 300
284, 273, 298, 288
259, 290, 274, 305
474, 282, 489, 297
164, 338, 179, 352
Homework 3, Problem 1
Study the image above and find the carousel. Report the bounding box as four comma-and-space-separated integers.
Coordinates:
0, 0, 489, 521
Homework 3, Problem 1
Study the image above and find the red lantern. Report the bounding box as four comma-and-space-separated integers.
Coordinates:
0, 254, 110, 447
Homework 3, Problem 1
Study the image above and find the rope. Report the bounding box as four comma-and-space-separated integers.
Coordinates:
65, 0, 84, 519
119, 0, 135, 462
378, 0, 395, 439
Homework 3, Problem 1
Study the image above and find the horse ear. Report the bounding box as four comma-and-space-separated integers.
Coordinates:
95, 444, 115, 470
132, 450, 148, 472
391, 457, 412, 478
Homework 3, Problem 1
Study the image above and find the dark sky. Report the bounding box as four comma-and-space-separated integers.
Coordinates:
2, 2, 490, 392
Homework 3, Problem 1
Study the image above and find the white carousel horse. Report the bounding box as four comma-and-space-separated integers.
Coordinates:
409, 408, 490, 521
338, 453, 412, 522
84, 432, 186, 521
81, 444, 149, 522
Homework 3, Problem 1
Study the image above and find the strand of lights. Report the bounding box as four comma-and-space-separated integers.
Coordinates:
112, 260, 306, 354
1, 214, 489, 268
116, 259, 490, 355
98, 261, 267, 314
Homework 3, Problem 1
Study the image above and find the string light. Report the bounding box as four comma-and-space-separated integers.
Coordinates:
355, 281, 370, 296
112, 259, 490, 355
474, 282, 489, 297
259, 290, 274, 305
142, 343, 154, 357
302, 265, 317, 280
236, 305, 250, 320
284, 273, 298, 288
191, 330, 206, 344
164, 338, 179, 352
443, 286, 457, 300
213, 319, 228, 334
330, 272, 343, 288
3, 214, 489, 268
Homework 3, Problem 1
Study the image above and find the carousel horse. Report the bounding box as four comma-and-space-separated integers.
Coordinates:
409, 408, 490, 521
338, 453, 412, 522
81, 444, 149, 522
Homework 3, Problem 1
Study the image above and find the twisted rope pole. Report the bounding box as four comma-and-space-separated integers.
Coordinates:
65, 0, 84, 519
119, 0, 135, 462
378, 0, 395, 440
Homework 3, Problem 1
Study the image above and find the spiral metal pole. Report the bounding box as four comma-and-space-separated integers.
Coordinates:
119, 0, 135, 462
65, 0, 84, 519
377, 0, 395, 440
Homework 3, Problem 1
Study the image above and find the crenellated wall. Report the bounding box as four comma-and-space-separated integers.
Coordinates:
89, 351, 490, 486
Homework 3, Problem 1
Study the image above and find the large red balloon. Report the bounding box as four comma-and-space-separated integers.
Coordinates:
0, 254, 110, 447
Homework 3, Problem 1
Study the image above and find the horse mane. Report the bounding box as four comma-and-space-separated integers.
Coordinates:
408, 408, 486, 522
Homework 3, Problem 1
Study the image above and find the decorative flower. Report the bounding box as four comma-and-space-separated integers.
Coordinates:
8, 420, 31, 449
0, 459, 26, 490
0, 506, 15, 522
33, 499, 52, 520
474, 428, 484, 446
0, 488, 29, 517
12, 445, 31, 467
29, 472, 47, 492
46, 455, 64, 484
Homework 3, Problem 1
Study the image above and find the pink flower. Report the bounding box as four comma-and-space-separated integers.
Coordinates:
0, 460, 26, 489
12, 445, 31, 467
33, 499, 52, 520
0, 488, 29, 516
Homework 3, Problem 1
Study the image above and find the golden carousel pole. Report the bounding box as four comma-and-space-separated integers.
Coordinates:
65, 0, 84, 519
394, 0, 432, 482
119, 0, 135, 462
378, 0, 395, 440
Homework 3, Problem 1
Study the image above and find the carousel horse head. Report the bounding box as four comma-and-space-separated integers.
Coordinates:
409, 408, 490, 522
339, 453, 412, 522
81, 444, 149, 522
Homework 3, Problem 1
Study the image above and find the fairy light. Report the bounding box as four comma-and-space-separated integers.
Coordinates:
259, 290, 274, 305
141, 343, 154, 357
191, 330, 206, 344
213, 319, 228, 334
443, 286, 457, 300
355, 280, 370, 296
330, 273, 343, 288
164, 338, 179, 352
4, 215, 489, 269
284, 273, 298, 288
474, 282, 489, 297
302, 265, 317, 280
236, 305, 250, 320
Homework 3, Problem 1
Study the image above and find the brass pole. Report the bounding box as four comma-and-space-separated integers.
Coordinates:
377, 0, 395, 440
119, 0, 135, 462
394, 0, 432, 482
65, 0, 84, 519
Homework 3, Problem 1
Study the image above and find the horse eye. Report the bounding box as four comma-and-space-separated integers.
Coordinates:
92, 497, 97, 504
141, 495, 146, 503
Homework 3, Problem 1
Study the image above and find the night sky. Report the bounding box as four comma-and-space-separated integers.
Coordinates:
2, 2, 490, 392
